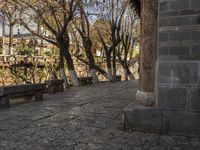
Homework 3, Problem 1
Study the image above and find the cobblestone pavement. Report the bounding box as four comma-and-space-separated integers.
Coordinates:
0, 81, 200, 150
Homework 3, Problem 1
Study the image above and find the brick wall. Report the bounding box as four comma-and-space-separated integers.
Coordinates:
123, 0, 200, 136
156, 0, 200, 112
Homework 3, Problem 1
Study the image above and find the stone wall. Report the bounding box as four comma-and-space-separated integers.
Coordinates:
157, 0, 200, 112
123, 0, 200, 136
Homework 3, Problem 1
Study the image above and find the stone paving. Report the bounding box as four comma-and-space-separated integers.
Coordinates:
0, 81, 200, 150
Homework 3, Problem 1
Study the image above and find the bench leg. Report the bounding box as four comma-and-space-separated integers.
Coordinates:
89, 80, 93, 85
0, 97, 10, 107
48, 86, 55, 94
57, 84, 64, 92
34, 91, 43, 101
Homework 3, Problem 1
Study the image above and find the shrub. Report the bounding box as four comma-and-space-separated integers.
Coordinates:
0, 47, 3, 54
16, 45, 37, 56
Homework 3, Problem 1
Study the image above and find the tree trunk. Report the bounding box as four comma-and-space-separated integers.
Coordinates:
84, 39, 99, 83
31, 67, 36, 83
124, 68, 128, 81
127, 67, 134, 80
2, 21, 5, 54
57, 35, 79, 87
8, 23, 14, 55
123, 66, 134, 81
57, 38, 71, 88
124, 52, 128, 81
62, 37, 79, 87
112, 48, 116, 81
117, 52, 134, 81
59, 54, 70, 89
106, 53, 112, 81
136, 0, 158, 106
74, 55, 108, 79
64, 50, 79, 87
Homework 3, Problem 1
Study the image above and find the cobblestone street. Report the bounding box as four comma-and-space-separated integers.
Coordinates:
0, 81, 200, 150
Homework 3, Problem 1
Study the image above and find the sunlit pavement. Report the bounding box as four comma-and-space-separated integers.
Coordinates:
0, 81, 200, 150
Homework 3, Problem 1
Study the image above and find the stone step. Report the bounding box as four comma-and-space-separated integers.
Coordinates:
123, 102, 200, 137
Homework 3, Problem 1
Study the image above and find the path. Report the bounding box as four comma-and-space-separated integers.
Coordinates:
0, 81, 199, 150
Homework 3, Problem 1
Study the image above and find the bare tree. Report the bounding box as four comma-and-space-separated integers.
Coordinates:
71, 28, 108, 80
0, 0, 19, 55
74, 1, 99, 83
97, 0, 126, 81
10, 0, 81, 87
117, 8, 139, 81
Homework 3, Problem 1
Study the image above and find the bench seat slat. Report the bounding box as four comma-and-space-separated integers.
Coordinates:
45, 79, 64, 86
0, 83, 46, 97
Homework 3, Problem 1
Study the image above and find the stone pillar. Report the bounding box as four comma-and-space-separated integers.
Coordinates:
136, 0, 158, 106
123, 0, 200, 136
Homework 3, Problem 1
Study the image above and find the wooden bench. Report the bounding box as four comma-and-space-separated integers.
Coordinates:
78, 77, 93, 86
0, 83, 47, 108
45, 79, 64, 94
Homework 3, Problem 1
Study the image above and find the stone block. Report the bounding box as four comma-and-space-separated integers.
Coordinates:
162, 110, 200, 136
159, 32, 169, 41
190, 0, 200, 10
191, 31, 200, 40
177, 56, 200, 61
158, 62, 199, 85
123, 103, 200, 136
170, 0, 189, 11
169, 32, 190, 41
123, 102, 162, 133
168, 16, 190, 26
157, 86, 187, 109
159, 47, 169, 56
159, 18, 168, 27
160, 2, 170, 12
190, 87, 200, 111
191, 15, 200, 25
192, 45, 200, 56
160, 11, 179, 18
168, 46, 190, 56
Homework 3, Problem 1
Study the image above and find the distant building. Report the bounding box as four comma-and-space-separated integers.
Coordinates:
0, 16, 54, 55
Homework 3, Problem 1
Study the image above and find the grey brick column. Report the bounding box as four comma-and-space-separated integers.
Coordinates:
156, 0, 200, 112
123, 0, 200, 136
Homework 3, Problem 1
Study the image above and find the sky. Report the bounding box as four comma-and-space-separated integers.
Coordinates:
0, 0, 127, 37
